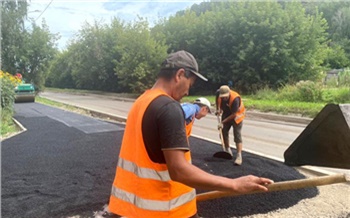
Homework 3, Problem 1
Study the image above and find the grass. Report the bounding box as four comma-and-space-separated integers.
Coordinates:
1, 108, 21, 139
36, 96, 92, 116
182, 96, 326, 118
242, 99, 325, 117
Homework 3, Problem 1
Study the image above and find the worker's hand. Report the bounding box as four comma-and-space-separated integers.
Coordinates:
232, 175, 274, 193
217, 123, 223, 130
215, 111, 221, 116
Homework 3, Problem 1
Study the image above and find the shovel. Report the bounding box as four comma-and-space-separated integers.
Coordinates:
213, 114, 233, 160
196, 173, 349, 202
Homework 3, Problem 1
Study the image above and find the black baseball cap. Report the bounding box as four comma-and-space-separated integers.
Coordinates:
161, 50, 208, 81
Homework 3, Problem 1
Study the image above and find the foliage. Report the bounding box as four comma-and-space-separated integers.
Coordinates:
65, 20, 123, 92
308, 2, 350, 64
323, 44, 350, 69
322, 87, 350, 103
19, 21, 59, 90
0, 71, 21, 109
153, 1, 329, 93
253, 79, 349, 104
45, 1, 350, 95
46, 50, 75, 89
324, 76, 338, 88
1, 0, 58, 91
114, 18, 168, 93
0, 71, 21, 137
47, 18, 168, 94
1, 107, 19, 138
276, 80, 323, 102
0, 0, 28, 74
338, 68, 350, 86
251, 86, 278, 100
243, 98, 324, 117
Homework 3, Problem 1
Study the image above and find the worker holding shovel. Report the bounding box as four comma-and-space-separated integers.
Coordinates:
215, 85, 246, 165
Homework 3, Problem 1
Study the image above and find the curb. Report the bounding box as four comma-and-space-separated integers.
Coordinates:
1, 118, 27, 142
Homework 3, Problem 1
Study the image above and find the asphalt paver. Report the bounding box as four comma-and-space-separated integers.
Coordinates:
2, 103, 318, 218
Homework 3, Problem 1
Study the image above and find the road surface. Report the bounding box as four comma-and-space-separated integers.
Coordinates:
39, 91, 345, 175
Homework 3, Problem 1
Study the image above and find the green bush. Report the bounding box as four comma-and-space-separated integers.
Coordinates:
321, 87, 350, 103
338, 68, 350, 87
0, 71, 21, 137
276, 84, 298, 101
332, 87, 350, 103
295, 80, 323, 102
324, 76, 338, 87
0, 71, 17, 110
252, 86, 277, 100
276, 81, 323, 102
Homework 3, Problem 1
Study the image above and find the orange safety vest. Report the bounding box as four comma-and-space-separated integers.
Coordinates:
217, 90, 246, 124
185, 116, 195, 137
109, 89, 197, 218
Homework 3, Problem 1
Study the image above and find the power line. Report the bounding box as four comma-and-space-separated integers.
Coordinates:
35, 0, 54, 22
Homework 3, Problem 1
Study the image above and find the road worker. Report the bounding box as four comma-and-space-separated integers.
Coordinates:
108, 50, 273, 218
215, 85, 246, 165
181, 97, 211, 137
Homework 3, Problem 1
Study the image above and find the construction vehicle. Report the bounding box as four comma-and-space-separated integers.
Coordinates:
15, 81, 36, 103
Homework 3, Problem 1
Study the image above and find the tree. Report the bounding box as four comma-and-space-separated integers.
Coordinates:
66, 20, 123, 91
114, 17, 168, 93
46, 50, 75, 89
306, 2, 350, 68
153, 1, 330, 93
20, 20, 58, 89
1, 0, 28, 74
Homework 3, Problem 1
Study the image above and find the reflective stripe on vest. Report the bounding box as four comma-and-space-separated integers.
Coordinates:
111, 185, 196, 212
117, 157, 171, 181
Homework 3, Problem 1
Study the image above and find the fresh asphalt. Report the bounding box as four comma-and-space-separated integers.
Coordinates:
2, 103, 318, 218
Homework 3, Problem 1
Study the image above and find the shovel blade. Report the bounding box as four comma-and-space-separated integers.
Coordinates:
284, 104, 350, 169
213, 151, 233, 160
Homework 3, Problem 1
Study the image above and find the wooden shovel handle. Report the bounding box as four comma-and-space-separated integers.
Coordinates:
216, 115, 225, 150
196, 174, 349, 202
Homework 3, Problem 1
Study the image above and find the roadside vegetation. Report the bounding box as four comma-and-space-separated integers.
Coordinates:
1, 71, 22, 138
184, 79, 350, 118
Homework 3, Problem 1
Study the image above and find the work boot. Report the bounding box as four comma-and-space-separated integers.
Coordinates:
234, 154, 242, 165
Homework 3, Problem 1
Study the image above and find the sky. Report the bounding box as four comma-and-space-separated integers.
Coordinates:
27, 0, 204, 50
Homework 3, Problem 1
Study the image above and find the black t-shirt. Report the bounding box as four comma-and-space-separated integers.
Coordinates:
142, 95, 189, 164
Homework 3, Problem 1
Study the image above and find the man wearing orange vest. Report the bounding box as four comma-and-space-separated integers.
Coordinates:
215, 85, 246, 165
181, 97, 211, 137
108, 50, 273, 217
